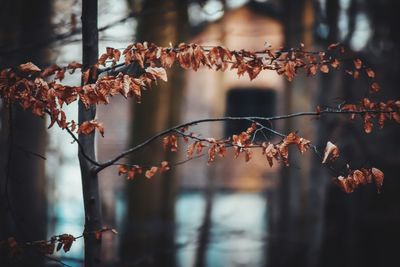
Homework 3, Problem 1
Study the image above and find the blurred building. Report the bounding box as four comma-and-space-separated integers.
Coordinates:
179, 2, 286, 190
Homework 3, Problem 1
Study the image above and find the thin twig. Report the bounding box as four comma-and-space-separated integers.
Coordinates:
65, 126, 101, 167
44, 110, 101, 167
13, 144, 47, 160
0, 7, 179, 57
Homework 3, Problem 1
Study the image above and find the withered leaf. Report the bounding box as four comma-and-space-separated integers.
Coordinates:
353, 59, 362, 70
322, 141, 339, 163
78, 120, 105, 137
370, 82, 380, 93
371, 167, 384, 193
365, 68, 375, 78
160, 161, 170, 173
118, 165, 128, 175
327, 43, 340, 50
145, 67, 168, 82
19, 62, 41, 73
67, 61, 83, 74
363, 113, 373, 133
145, 167, 158, 179
331, 58, 340, 69
320, 64, 329, 73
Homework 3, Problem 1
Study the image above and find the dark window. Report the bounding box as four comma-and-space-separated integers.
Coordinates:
224, 88, 276, 140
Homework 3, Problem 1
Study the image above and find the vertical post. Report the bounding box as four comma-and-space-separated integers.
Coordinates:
80, 0, 102, 266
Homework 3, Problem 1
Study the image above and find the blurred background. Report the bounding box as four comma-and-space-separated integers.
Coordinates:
1, 0, 400, 266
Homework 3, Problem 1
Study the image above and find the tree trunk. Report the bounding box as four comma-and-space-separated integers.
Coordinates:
121, 1, 188, 266
0, 1, 51, 266
80, 0, 102, 266
267, 1, 310, 266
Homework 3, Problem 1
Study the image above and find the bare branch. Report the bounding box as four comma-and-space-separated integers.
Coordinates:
96, 108, 389, 173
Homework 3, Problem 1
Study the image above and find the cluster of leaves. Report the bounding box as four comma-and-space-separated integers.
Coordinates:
0, 42, 395, 194
334, 167, 384, 193
0, 234, 74, 258
0, 59, 165, 137
320, 141, 383, 193
0, 42, 367, 137
179, 124, 312, 167
117, 161, 170, 180
0, 228, 117, 258
341, 98, 400, 133
116, 124, 309, 179
117, 120, 385, 194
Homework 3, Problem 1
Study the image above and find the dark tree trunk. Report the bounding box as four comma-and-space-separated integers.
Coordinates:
319, 1, 400, 267
0, 1, 51, 266
121, 1, 188, 266
80, 0, 102, 266
267, 1, 310, 267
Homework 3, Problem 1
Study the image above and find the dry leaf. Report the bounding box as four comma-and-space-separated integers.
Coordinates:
353, 59, 362, 69
19, 62, 41, 73
145, 67, 168, 82
371, 167, 384, 193
145, 167, 158, 179
322, 141, 339, 163
320, 64, 329, 73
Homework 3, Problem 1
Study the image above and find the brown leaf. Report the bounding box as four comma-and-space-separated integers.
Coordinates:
370, 82, 380, 93
145, 167, 158, 179
19, 62, 41, 73
195, 141, 205, 154
78, 120, 105, 137
118, 165, 128, 175
392, 112, 400, 123
297, 137, 310, 154
365, 68, 375, 78
330, 58, 340, 69
98, 53, 109, 66
59, 234, 75, 253
353, 59, 362, 69
56, 241, 63, 252
187, 143, 195, 158
371, 167, 384, 193
145, 67, 168, 82
111, 229, 118, 235
113, 49, 121, 64
163, 135, 178, 152
41, 64, 61, 77
327, 43, 340, 50
378, 112, 386, 129
244, 149, 252, 162
160, 161, 170, 173
322, 141, 339, 163
307, 64, 317, 76
160, 49, 176, 68
284, 61, 296, 81
67, 61, 83, 74
82, 69, 90, 85
126, 166, 141, 180
353, 70, 360, 79
363, 113, 373, 133
55, 69, 65, 81
320, 64, 329, 73
352, 169, 366, 185
335, 176, 354, 193
263, 142, 278, 167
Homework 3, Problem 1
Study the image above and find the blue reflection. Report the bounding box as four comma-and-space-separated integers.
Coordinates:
50, 190, 267, 266
176, 191, 267, 267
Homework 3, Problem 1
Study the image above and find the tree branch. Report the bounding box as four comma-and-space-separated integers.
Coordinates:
95, 108, 388, 173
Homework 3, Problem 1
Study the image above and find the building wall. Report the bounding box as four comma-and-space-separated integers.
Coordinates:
179, 6, 285, 190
